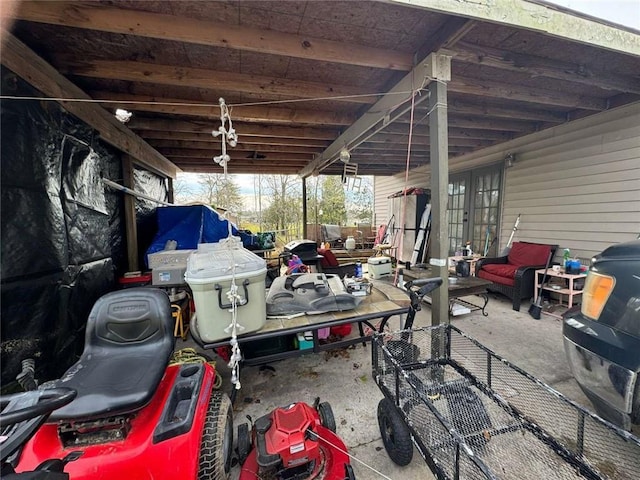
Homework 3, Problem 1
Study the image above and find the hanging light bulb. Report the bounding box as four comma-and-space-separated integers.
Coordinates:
339, 146, 351, 163
114, 108, 132, 123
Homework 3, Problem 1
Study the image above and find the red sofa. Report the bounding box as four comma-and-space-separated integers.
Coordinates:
476, 241, 558, 311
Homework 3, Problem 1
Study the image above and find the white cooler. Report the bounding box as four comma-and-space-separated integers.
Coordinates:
368, 256, 392, 279
185, 238, 267, 342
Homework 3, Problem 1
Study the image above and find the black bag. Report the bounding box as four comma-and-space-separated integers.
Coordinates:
456, 260, 471, 277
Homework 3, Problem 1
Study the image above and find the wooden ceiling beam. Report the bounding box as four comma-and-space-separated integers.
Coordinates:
0, 31, 177, 178
446, 115, 536, 132
449, 41, 640, 95
127, 118, 340, 140
300, 20, 481, 177
394, 114, 536, 132
60, 60, 377, 105
91, 91, 355, 126
10, 1, 414, 71
179, 165, 306, 175
442, 98, 567, 123
180, 164, 298, 175
163, 150, 313, 161
379, 124, 514, 140
448, 75, 606, 110
359, 137, 494, 148
171, 159, 308, 173
139, 130, 331, 148
389, 0, 640, 56
147, 140, 323, 155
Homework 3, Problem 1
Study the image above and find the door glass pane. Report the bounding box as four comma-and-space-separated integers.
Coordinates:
448, 176, 468, 255
471, 168, 501, 256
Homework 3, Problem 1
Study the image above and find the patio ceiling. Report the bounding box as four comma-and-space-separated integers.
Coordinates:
3, 0, 639, 177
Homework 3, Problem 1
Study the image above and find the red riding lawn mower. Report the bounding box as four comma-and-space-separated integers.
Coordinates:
236, 399, 355, 480
0, 288, 233, 479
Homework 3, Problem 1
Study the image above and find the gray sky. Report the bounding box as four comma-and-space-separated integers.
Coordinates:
544, 0, 640, 30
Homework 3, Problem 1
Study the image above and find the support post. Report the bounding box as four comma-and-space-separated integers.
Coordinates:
427, 53, 451, 327
122, 155, 139, 272
302, 176, 308, 238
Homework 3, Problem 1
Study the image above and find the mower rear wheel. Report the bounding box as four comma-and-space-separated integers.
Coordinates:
236, 423, 251, 466
318, 401, 336, 433
198, 390, 233, 479
377, 398, 413, 466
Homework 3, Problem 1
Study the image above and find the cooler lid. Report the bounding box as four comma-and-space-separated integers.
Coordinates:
368, 256, 391, 265
185, 237, 266, 280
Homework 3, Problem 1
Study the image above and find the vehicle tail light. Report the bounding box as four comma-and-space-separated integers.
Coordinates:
581, 272, 615, 320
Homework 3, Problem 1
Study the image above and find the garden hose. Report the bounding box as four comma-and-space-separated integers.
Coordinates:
169, 348, 223, 390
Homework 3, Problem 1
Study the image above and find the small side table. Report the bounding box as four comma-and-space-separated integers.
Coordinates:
448, 255, 483, 275
535, 269, 587, 314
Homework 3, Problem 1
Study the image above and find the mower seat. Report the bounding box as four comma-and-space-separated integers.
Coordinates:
48, 288, 175, 421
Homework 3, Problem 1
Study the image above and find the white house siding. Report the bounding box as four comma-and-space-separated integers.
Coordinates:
373, 102, 640, 262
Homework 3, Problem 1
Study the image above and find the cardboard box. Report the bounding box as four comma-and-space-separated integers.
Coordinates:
148, 249, 195, 269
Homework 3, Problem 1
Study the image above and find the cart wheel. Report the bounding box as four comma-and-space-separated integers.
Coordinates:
377, 398, 413, 466
236, 423, 251, 466
345, 463, 356, 479
198, 390, 233, 479
318, 401, 336, 433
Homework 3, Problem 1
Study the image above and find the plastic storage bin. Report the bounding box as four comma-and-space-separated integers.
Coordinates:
185, 238, 267, 342
368, 256, 392, 279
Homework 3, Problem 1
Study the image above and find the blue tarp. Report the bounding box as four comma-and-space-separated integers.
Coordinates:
145, 205, 238, 263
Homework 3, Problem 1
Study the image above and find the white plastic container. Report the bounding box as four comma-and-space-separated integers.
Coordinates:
367, 256, 392, 279
185, 238, 267, 342
345, 235, 356, 250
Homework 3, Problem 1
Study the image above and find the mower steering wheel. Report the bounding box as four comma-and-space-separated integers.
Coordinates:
0, 388, 76, 463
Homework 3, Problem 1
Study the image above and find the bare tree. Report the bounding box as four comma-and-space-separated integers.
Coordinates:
198, 174, 243, 213
173, 175, 196, 204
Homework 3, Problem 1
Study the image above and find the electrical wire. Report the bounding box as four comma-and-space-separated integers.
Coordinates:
0, 89, 416, 109
310, 430, 394, 480
393, 79, 419, 286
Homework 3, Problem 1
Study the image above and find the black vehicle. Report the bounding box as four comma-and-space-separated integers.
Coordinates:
563, 239, 640, 430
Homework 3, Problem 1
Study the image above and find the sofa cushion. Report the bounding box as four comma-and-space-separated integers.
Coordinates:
507, 242, 551, 267
478, 265, 517, 286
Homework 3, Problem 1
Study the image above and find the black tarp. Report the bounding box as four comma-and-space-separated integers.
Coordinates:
0, 67, 167, 387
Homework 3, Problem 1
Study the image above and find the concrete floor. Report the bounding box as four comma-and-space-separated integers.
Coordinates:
181, 293, 594, 480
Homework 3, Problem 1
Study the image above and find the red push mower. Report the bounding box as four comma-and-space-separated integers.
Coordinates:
0, 288, 233, 479
236, 399, 355, 480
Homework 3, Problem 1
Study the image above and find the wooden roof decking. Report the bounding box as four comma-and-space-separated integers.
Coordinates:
2, 0, 639, 177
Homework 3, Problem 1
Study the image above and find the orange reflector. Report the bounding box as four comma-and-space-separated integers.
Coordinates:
581, 272, 615, 320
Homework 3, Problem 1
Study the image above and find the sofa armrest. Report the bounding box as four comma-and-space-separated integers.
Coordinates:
513, 264, 548, 280
513, 264, 550, 300
475, 255, 508, 275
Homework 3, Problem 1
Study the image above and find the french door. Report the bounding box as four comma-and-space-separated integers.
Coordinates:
448, 165, 502, 256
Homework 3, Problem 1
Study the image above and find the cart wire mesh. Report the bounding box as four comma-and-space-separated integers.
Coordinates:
372, 324, 640, 480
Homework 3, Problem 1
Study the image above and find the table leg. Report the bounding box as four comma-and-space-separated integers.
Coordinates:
479, 293, 489, 316
448, 291, 490, 317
